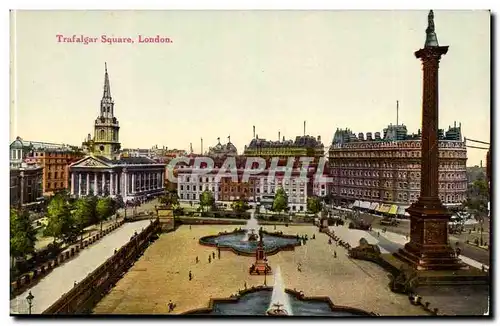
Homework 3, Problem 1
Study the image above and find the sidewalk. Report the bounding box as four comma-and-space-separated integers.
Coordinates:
328, 224, 489, 270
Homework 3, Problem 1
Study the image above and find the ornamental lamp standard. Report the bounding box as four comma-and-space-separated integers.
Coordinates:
26, 291, 34, 315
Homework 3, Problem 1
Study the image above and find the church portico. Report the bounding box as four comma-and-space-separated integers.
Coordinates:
69, 156, 165, 201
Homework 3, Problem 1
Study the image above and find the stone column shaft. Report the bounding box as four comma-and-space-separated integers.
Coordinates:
110, 172, 114, 196
78, 174, 82, 196
86, 173, 90, 195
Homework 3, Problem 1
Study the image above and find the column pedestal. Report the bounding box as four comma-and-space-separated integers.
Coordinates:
393, 197, 464, 270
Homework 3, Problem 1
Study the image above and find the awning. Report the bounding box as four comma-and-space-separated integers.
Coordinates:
360, 201, 371, 209
353, 200, 361, 208
378, 204, 391, 213
388, 205, 398, 215
397, 206, 408, 215
369, 202, 379, 210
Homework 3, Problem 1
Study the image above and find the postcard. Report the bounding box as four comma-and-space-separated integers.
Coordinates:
9, 10, 491, 317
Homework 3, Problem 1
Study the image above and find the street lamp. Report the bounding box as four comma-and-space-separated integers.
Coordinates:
26, 291, 34, 315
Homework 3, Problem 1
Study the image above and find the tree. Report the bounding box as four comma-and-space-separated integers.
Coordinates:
113, 194, 125, 220
272, 188, 288, 222
159, 190, 179, 207
44, 193, 76, 244
96, 197, 116, 232
86, 192, 99, 225
307, 196, 323, 216
231, 198, 250, 213
200, 190, 215, 212
72, 198, 93, 244
10, 209, 37, 269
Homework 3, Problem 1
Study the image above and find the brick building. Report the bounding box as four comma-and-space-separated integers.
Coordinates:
329, 123, 468, 215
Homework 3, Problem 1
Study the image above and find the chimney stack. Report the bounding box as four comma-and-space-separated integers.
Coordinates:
253, 125, 256, 139
304, 121, 306, 136
201, 138, 203, 155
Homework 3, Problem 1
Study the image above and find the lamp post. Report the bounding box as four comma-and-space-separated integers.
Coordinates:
26, 291, 34, 315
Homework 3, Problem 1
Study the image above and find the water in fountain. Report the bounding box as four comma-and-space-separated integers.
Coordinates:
243, 211, 260, 242
268, 265, 293, 315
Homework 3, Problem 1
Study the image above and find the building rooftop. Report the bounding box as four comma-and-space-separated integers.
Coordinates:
332, 122, 463, 145
246, 135, 324, 149
10, 136, 79, 151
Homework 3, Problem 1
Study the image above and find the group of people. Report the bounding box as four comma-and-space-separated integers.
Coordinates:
328, 232, 352, 252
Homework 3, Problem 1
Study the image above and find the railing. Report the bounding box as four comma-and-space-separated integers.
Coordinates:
42, 219, 161, 314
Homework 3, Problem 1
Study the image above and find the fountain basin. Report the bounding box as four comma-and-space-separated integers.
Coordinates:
199, 230, 301, 256
183, 287, 376, 316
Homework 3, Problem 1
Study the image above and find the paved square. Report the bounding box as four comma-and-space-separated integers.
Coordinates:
93, 224, 427, 316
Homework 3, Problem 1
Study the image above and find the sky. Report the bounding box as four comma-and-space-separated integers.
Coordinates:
10, 10, 490, 166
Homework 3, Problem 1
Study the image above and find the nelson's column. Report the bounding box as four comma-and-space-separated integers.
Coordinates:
393, 10, 465, 271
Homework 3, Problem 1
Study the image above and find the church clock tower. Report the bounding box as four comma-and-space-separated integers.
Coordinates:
92, 63, 121, 159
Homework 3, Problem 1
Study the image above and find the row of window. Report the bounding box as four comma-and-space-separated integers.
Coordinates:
331, 161, 466, 170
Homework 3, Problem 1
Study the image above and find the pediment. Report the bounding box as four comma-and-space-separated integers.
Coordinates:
71, 156, 112, 168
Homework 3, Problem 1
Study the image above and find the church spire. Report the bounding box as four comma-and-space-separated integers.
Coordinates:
424, 10, 439, 47
100, 62, 114, 118
103, 62, 111, 99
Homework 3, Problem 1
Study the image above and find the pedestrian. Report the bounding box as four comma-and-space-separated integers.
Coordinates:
189, 225, 192, 230
244, 282, 247, 289
168, 300, 174, 312
212, 252, 215, 259
218, 248, 221, 259
189, 270, 193, 281
377, 232, 380, 238
334, 251, 337, 258
208, 256, 211, 263
195, 256, 199, 263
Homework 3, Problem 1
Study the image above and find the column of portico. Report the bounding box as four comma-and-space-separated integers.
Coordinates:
114, 173, 118, 195
148, 173, 151, 190
86, 173, 90, 195
102, 173, 106, 195
123, 169, 128, 198
94, 173, 98, 195
78, 174, 82, 196
110, 172, 114, 196
71, 173, 75, 195
131, 173, 136, 194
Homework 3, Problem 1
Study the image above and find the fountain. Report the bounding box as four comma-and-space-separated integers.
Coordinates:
267, 266, 292, 316
198, 209, 301, 256
249, 228, 272, 275
243, 211, 260, 242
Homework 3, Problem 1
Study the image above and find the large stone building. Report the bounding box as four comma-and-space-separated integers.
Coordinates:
69, 64, 165, 201
176, 164, 313, 212
329, 123, 468, 214
10, 137, 84, 195
10, 164, 43, 208
175, 136, 329, 212
243, 134, 324, 162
